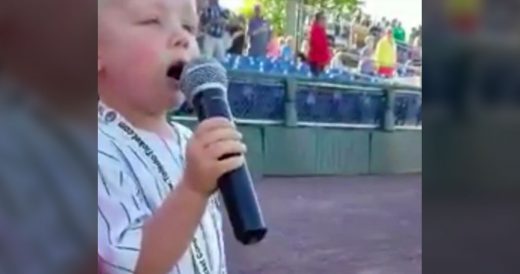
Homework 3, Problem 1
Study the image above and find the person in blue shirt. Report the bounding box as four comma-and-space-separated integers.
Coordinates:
358, 36, 376, 75
247, 5, 271, 57
280, 36, 294, 60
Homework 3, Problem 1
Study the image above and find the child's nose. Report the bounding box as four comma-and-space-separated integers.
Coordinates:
170, 37, 190, 49
173, 38, 190, 49
170, 35, 190, 49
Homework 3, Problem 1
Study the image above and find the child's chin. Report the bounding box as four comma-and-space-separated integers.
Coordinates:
167, 90, 186, 110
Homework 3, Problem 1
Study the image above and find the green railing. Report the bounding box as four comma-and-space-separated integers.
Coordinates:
171, 72, 422, 176
229, 70, 421, 131
174, 70, 422, 131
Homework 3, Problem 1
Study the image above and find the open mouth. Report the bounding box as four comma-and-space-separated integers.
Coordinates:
166, 61, 185, 81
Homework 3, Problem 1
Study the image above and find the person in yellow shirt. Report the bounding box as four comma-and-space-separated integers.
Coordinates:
373, 29, 397, 78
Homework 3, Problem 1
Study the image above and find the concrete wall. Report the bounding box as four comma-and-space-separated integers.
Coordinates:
176, 119, 421, 177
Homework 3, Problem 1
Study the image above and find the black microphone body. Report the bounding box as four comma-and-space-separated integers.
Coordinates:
184, 60, 267, 245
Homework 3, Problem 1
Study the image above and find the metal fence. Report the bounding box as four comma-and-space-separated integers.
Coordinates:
173, 71, 422, 131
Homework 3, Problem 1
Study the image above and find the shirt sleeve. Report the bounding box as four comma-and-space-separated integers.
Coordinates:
98, 152, 152, 274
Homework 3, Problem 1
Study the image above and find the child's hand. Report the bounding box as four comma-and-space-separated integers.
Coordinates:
181, 117, 246, 197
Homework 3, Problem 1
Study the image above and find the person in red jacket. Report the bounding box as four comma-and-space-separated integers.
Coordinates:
308, 11, 332, 76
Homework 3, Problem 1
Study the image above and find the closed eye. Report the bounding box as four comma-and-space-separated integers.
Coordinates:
138, 18, 161, 26
182, 24, 196, 34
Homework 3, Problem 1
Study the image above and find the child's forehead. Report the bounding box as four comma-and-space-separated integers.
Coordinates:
105, 0, 196, 14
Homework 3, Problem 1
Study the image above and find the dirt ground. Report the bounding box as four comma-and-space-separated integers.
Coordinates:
222, 175, 422, 274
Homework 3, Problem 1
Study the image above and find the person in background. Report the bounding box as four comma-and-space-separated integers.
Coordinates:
280, 36, 294, 60
266, 33, 281, 58
369, 21, 383, 40
330, 48, 350, 71
349, 12, 362, 47
391, 18, 398, 28
358, 36, 376, 75
227, 15, 247, 55
374, 28, 397, 78
408, 27, 418, 45
352, 17, 370, 49
414, 25, 422, 47
297, 38, 309, 63
393, 21, 406, 43
381, 17, 389, 27
200, 0, 229, 61
195, 0, 208, 52
308, 11, 331, 76
248, 5, 271, 57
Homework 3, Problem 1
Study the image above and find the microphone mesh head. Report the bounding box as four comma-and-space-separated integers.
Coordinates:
180, 57, 228, 104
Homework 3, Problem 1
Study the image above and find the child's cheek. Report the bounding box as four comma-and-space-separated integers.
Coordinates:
128, 40, 162, 74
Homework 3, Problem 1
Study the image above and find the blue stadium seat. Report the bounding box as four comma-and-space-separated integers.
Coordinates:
394, 92, 422, 126
207, 55, 421, 127
227, 81, 285, 120
296, 86, 384, 124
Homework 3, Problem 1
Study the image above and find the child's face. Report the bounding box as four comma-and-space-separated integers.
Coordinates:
98, 0, 199, 112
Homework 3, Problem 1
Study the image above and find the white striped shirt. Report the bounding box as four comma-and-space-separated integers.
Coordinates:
98, 103, 226, 274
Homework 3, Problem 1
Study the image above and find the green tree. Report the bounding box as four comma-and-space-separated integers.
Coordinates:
240, 0, 363, 34
304, 0, 363, 14
239, 0, 287, 35
241, 0, 362, 35
258, 0, 287, 35
239, 0, 257, 19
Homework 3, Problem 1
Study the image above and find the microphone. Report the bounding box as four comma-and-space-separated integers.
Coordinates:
180, 57, 267, 245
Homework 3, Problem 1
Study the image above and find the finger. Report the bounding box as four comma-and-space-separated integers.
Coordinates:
195, 117, 234, 137
207, 140, 246, 160
216, 156, 245, 175
199, 128, 242, 148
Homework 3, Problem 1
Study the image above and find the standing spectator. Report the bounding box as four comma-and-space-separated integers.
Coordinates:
374, 28, 397, 78
369, 21, 383, 40
196, 3, 206, 51
393, 21, 406, 43
200, 0, 229, 61
408, 27, 418, 45
414, 25, 422, 47
381, 17, 389, 27
227, 15, 247, 55
248, 5, 271, 57
358, 36, 376, 75
349, 13, 361, 48
308, 11, 332, 76
391, 18, 398, 28
352, 18, 370, 49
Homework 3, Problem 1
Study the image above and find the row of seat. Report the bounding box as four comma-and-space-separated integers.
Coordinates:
221, 54, 418, 82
